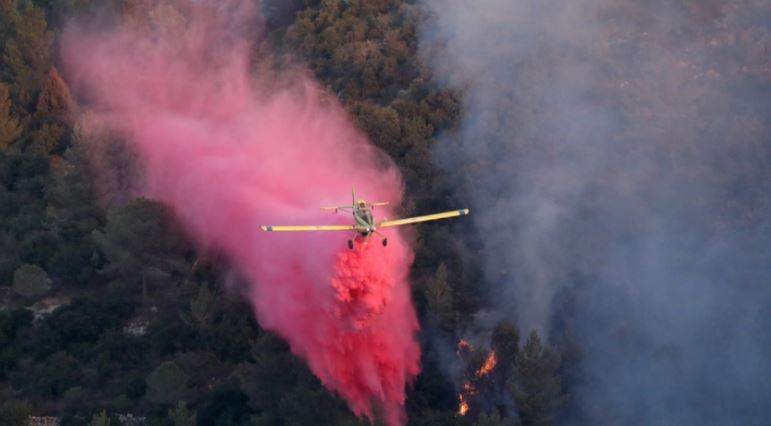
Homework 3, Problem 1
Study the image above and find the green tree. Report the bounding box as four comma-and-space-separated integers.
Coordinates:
0, 151, 50, 239
423, 263, 455, 329
474, 410, 503, 426
62, 386, 88, 414
491, 320, 520, 376
12, 263, 49, 298
195, 382, 252, 426
45, 146, 102, 283
509, 331, 561, 426
168, 401, 196, 426
18, 229, 57, 265
286, 0, 417, 101
46, 147, 101, 239
26, 350, 80, 397
189, 283, 214, 330
93, 198, 187, 301
146, 360, 188, 404
0, 307, 32, 346
0, 399, 32, 426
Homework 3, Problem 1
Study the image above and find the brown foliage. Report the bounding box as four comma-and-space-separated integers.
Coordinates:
36, 67, 75, 122
1, 1, 53, 112
0, 83, 20, 149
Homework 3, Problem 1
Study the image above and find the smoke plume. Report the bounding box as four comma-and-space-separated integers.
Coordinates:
421, 0, 771, 424
62, 1, 419, 424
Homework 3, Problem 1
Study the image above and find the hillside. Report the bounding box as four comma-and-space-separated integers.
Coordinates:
1, 1, 770, 425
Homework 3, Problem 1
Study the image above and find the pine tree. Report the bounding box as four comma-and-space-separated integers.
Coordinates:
509, 331, 561, 426
169, 401, 196, 426
146, 361, 188, 405
0, 400, 32, 426
474, 410, 503, 426
36, 67, 74, 121
46, 146, 102, 241
492, 320, 520, 375
28, 67, 75, 155
45, 146, 103, 283
189, 283, 215, 330
93, 198, 187, 300
424, 263, 455, 328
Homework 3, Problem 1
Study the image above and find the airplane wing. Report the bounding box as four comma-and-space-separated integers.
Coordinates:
377, 209, 470, 228
260, 225, 358, 232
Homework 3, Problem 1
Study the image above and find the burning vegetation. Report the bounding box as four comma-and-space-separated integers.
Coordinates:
455, 339, 498, 416
477, 351, 497, 377
449, 325, 564, 423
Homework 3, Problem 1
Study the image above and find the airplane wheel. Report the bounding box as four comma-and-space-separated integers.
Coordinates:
382, 238, 388, 247
348, 240, 354, 250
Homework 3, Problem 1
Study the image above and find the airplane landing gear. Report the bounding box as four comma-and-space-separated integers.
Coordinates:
348, 240, 354, 250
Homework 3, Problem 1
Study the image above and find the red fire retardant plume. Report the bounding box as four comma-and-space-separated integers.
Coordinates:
62, 2, 420, 424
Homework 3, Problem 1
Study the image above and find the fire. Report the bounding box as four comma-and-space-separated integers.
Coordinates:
476, 351, 497, 377
457, 381, 476, 416
456, 340, 498, 416
458, 339, 471, 350
458, 394, 470, 416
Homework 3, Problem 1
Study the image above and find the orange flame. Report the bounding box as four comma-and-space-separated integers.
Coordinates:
456, 342, 498, 416
476, 351, 497, 377
457, 381, 479, 415
458, 393, 470, 416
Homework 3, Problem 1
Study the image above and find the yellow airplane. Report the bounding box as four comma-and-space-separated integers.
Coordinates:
260, 190, 469, 249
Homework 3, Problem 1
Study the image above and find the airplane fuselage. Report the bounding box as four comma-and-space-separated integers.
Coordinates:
353, 201, 376, 236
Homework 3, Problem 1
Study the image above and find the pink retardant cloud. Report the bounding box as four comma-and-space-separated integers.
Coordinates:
62, 2, 420, 424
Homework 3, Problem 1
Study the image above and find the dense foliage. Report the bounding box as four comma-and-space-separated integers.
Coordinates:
0, 0, 768, 425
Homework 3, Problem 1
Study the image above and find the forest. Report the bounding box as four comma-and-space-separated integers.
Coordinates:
0, 0, 770, 425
